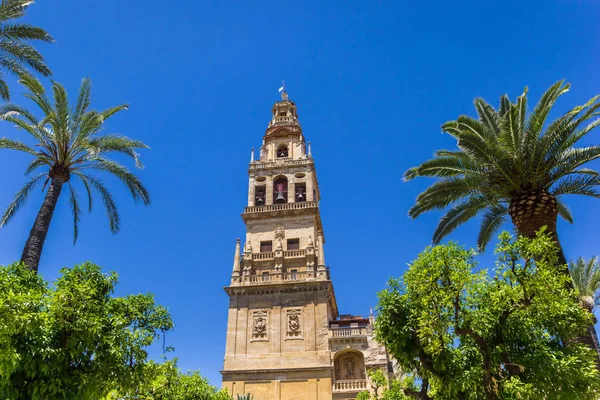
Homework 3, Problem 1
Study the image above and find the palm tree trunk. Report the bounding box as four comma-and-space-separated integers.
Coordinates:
21, 177, 64, 273
509, 190, 600, 368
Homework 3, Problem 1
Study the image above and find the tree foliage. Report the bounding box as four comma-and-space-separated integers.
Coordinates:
0, 0, 53, 100
0, 262, 173, 399
404, 81, 600, 251
105, 358, 231, 400
375, 231, 600, 399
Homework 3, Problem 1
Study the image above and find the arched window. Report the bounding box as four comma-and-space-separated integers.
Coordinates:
277, 145, 289, 158
254, 185, 266, 206
273, 177, 288, 204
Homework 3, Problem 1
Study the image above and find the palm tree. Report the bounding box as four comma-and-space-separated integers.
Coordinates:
0, 0, 53, 100
0, 75, 150, 273
404, 81, 600, 362
404, 81, 600, 265
570, 256, 600, 313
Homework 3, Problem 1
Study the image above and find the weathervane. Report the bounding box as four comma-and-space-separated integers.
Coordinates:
278, 80, 288, 100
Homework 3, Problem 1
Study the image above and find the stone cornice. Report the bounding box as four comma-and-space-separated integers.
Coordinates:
224, 279, 339, 318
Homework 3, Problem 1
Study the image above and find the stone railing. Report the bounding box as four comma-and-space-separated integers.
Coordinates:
329, 327, 368, 338
333, 379, 367, 392
250, 249, 307, 261
244, 271, 314, 284
244, 201, 317, 214
283, 249, 307, 258
249, 158, 312, 171
252, 252, 275, 261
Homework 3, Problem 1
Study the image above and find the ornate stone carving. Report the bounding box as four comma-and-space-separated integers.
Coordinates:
252, 311, 268, 339
274, 224, 285, 241
335, 353, 365, 380
286, 309, 302, 338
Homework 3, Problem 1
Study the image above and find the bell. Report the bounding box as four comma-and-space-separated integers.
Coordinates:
275, 191, 286, 203
296, 192, 304, 200
256, 196, 264, 205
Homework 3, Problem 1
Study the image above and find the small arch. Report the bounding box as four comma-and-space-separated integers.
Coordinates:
273, 176, 288, 204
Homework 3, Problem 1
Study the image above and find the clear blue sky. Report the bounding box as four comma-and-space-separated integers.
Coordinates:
0, 0, 598, 385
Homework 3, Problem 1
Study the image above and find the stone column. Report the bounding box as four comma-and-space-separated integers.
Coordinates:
306, 171, 314, 202
266, 175, 273, 205
317, 231, 327, 278
232, 238, 241, 278
248, 177, 255, 206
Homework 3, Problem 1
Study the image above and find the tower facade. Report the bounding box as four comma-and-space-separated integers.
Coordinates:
222, 91, 389, 400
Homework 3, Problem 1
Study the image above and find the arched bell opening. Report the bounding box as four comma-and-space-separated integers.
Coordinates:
276, 144, 289, 158
273, 176, 288, 204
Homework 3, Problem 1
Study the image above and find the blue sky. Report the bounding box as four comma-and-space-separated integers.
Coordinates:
0, 0, 599, 386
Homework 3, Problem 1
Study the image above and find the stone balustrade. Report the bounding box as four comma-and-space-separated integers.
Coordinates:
250, 249, 307, 261
333, 379, 367, 392
329, 327, 368, 338
231, 268, 331, 286
244, 201, 317, 214
283, 249, 307, 258
249, 158, 313, 171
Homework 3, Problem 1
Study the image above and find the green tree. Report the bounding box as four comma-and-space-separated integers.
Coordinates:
106, 358, 232, 400
0, 75, 150, 272
369, 369, 388, 398
404, 81, 600, 263
570, 256, 600, 312
403, 81, 600, 360
0, 0, 53, 100
0, 262, 173, 399
375, 231, 600, 400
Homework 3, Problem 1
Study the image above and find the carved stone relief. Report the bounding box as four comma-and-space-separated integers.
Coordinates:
286, 308, 302, 338
274, 224, 285, 241
252, 310, 268, 340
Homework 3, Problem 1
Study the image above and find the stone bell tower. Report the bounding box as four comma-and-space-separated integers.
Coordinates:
222, 89, 389, 400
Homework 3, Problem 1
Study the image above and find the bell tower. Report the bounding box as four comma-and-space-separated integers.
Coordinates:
222, 89, 389, 400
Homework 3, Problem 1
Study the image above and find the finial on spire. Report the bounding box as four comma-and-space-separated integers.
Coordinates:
250, 147, 255, 163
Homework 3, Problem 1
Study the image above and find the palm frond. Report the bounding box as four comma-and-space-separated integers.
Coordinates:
100, 104, 128, 120
84, 158, 150, 205
477, 203, 508, 251
0, 137, 36, 155
552, 175, 600, 198
0, 0, 30, 22
24, 157, 47, 175
0, 76, 8, 100
403, 155, 486, 181
569, 257, 600, 309
72, 78, 91, 131
408, 176, 488, 218
556, 199, 574, 224
0, 40, 50, 75
0, 23, 53, 42
86, 135, 149, 169
74, 173, 120, 234
67, 182, 81, 244
473, 98, 500, 134
19, 74, 52, 114
0, 172, 45, 226
432, 196, 492, 244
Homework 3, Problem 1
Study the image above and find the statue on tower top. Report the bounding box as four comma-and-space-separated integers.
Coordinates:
278, 81, 288, 101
